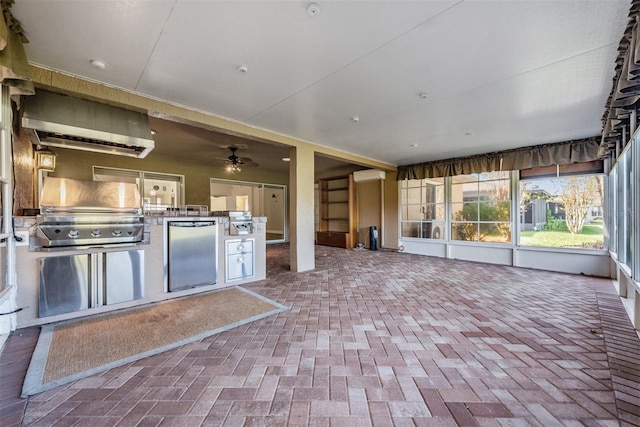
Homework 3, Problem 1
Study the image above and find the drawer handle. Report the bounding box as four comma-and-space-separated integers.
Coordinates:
237, 257, 244, 263
237, 245, 244, 251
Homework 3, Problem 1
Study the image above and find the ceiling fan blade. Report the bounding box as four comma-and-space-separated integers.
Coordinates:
238, 157, 258, 166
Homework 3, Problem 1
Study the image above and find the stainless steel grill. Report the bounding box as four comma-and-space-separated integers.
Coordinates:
36, 178, 144, 249
211, 210, 253, 235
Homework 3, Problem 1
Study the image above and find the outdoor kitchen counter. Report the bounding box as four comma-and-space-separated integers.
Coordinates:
13, 216, 267, 328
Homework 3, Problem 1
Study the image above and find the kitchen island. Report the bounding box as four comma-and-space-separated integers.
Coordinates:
13, 215, 267, 328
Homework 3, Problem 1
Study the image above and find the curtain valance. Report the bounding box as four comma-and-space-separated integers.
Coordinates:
0, 0, 34, 102
397, 137, 600, 180
599, 0, 640, 157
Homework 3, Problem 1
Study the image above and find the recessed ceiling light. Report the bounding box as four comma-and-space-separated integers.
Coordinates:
418, 92, 428, 99
282, 157, 290, 162
351, 116, 359, 123
150, 129, 157, 135
90, 59, 106, 70
410, 144, 418, 148
465, 131, 473, 136
237, 65, 248, 73
307, 2, 320, 17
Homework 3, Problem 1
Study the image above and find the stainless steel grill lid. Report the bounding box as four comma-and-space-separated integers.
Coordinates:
37, 177, 144, 248
40, 177, 141, 210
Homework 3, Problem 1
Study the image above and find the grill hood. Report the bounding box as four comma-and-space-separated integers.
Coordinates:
22, 90, 154, 159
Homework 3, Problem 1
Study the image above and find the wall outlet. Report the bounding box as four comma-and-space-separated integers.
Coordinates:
14, 231, 29, 246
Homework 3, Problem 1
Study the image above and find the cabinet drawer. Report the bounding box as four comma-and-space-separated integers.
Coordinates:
226, 252, 254, 281
227, 239, 254, 255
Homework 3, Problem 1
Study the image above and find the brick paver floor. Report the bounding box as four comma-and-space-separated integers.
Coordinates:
2, 244, 640, 426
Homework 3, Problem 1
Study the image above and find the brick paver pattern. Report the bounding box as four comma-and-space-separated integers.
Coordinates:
2, 244, 640, 426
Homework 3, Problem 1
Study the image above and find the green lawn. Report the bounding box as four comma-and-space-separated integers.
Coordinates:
520, 224, 604, 249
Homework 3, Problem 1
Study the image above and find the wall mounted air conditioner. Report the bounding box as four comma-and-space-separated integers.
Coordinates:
353, 169, 386, 182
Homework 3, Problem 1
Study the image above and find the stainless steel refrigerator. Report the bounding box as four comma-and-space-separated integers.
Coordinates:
167, 220, 217, 291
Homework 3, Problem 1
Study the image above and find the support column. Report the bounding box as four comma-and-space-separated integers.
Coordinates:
289, 145, 315, 272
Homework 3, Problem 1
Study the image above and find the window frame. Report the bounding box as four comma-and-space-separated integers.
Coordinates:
93, 166, 185, 213
0, 86, 12, 297
517, 172, 606, 250
399, 177, 446, 240
450, 171, 512, 244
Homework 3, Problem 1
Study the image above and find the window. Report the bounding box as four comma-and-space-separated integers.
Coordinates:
617, 146, 632, 268
93, 167, 184, 214
400, 178, 445, 239
519, 174, 604, 249
0, 87, 9, 295
451, 172, 511, 243
211, 178, 287, 243
607, 134, 640, 279
608, 166, 617, 256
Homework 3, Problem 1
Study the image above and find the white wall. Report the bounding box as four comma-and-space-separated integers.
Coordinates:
399, 239, 610, 277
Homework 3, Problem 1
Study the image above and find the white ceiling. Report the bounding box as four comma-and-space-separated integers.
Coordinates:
12, 0, 631, 172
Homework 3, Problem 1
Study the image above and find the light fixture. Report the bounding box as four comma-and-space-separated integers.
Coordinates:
351, 116, 359, 123
238, 64, 248, 73
35, 149, 56, 172
226, 163, 242, 173
282, 157, 291, 162
418, 92, 428, 99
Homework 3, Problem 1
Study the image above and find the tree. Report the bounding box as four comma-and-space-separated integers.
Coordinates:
558, 176, 599, 234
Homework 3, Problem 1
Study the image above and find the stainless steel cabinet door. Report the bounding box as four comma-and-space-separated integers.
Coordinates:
104, 250, 144, 304
39, 254, 89, 317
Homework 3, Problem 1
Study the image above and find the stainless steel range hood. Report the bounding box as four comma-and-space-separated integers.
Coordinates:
22, 90, 155, 159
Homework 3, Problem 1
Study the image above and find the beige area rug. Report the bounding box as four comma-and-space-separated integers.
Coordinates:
22, 287, 287, 397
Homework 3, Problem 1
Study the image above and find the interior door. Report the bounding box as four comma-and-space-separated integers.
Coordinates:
264, 185, 286, 242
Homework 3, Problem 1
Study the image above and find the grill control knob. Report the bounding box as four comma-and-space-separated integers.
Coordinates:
91, 229, 102, 237
112, 229, 122, 237
68, 229, 79, 238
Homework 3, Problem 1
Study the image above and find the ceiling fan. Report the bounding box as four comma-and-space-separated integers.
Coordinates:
219, 147, 258, 172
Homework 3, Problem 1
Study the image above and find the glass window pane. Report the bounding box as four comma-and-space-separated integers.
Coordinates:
406, 204, 422, 221
624, 150, 632, 268
479, 179, 510, 201
423, 177, 445, 186
452, 202, 480, 222
452, 175, 475, 185
451, 202, 465, 220
422, 221, 445, 239
480, 223, 511, 243
407, 187, 421, 204
422, 203, 438, 220
608, 168, 617, 255
401, 222, 420, 238
0, 243, 5, 292
461, 181, 480, 200
479, 171, 510, 181
452, 222, 478, 241
144, 177, 179, 209
519, 174, 604, 249
478, 201, 511, 222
